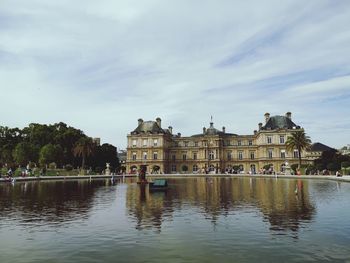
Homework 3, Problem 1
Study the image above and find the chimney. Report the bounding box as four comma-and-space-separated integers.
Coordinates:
168, 126, 173, 134
203, 127, 206, 134
258, 123, 263, 130
222, 126, 226, 133
254, 130, 257, 135
285, 112, 292, 119
264, 112, 270, 123
138, 118, 143, 126
156, 117, 161, 127
177, 132, 181, 137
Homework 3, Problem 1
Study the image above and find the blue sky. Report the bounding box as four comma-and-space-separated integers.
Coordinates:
1, 0, 350, 149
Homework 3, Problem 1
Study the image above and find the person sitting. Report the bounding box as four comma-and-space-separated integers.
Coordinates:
336, 171, 342, 177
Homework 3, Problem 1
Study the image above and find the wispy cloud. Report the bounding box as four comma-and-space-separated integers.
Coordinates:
0, 0, 349, 148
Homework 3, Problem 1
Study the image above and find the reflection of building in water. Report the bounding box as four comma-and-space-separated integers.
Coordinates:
125, 184, 174, 231
126, 178, 315, 233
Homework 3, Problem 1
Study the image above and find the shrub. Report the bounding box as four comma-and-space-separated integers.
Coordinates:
65, 164, 73, 171
341, 161, 350, 168
48, 162, 57, 169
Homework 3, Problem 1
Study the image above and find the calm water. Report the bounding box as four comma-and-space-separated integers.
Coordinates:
0, 177, 349, 263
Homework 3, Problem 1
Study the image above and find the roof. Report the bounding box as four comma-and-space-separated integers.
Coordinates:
131, 121, 169, 135
191, 122, 237, 137
310, 142, 336, 152
262, 115, 300, 130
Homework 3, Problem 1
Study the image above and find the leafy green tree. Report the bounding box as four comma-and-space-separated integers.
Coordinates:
39, 144, 63, 167
12, 142, 38, 166
286, 130, 312, 168
73, 137, 95, 170
88, 143, 119, 171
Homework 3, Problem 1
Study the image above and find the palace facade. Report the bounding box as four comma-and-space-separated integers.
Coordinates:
126, 112, 308, 174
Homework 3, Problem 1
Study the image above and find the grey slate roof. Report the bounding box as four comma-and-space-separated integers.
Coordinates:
191, 122, 237, 137
310, 142, 336, 152
262, 115, 300, 130
131, 121, 168, 134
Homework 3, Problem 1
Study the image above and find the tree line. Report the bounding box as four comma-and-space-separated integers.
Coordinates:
0, 122, 119, 173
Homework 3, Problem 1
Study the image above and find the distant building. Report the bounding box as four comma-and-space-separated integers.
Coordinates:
340, 145, 350, 155
126, 113, 312, 174
306, 142, 336, 161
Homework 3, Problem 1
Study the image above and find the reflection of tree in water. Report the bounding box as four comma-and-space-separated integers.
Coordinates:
0, 180, 116, 226
126, 177, 315, 235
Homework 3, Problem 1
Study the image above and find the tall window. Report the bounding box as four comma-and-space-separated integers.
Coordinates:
194, 141, 198, 147
267, 136, 272, 144
143, 152, 147, 160
193, 165, 198, 172
238, 151, 243, 160
171, 165, 177, 172
132, 152, 137, 160
153, 152, 158, 160
143, 139, 147, 146
227, 151, 232, 160
294, 150, 299, 158
132, 139, 137, 147
172, 154, 176, 161
183, 154, 187, 161
184, 141, 189, 147
153, 139, 158, 146
238, 140, 242, 146
268, 149, 273, 159
193, 152, 197, 160
250, 152, 255, 160
248, 140, 253, 146
280, 136, 285, 144
280, 150, 286, 159
209, 151, 214, 160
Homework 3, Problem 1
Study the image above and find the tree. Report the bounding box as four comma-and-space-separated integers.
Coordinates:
286, 130, 311, 168
88, 143, 119, 171
73, 137, 95, 171
39, 144, 63, 167
12, 142, 38, 166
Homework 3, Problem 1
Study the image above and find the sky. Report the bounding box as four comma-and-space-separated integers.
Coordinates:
1, 0, 350, 149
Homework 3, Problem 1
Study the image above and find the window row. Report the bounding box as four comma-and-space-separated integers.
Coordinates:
131, 139, 159, 147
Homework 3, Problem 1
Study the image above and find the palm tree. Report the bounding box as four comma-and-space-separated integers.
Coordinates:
73, 137, 95, 173
286, 130, 311, 169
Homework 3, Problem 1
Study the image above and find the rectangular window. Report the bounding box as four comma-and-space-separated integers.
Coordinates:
153, 139, 158, 146
238, 151, 243, 160
280, 150, 286, 159
193, 153, 197, 160
268, 149, 273, 159
183, 154, 187, 161
248, 140, 253, 146
280, 136, 285, 144
194, 141, 198, 147
172, 154, 176, 161
226, 140, 230, 146
184, 141, 189, 147
143, 152, 147, 160
143, 139, 147, 146
267, 136, 272, 144
209, 151, 214, 160
238, 140, 242, 146
132, 152, 137, 160
171, 165, 177, 172
227, 151, 232, 160
153, 152, 158, 160
132, 139, 137, 147
294, 150, 299, 158
250, 152, 255, 160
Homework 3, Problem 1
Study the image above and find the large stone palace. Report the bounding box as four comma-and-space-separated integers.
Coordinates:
126, 112, 308, 174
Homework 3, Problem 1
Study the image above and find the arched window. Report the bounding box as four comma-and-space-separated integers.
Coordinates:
193, 165, 198, 173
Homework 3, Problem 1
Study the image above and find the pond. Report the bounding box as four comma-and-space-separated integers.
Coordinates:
0, 177, 349, 263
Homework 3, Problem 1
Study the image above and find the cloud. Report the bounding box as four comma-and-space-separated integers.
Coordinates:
0, 0, 350, 149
